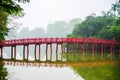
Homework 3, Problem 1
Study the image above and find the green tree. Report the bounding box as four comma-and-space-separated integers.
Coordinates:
0, 0, 29, 79
72, 14, 114, 38
0, 11, 9, 40
0, 0, 30, 40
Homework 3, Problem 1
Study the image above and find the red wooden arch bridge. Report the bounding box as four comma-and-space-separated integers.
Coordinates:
0, 38, 120, 62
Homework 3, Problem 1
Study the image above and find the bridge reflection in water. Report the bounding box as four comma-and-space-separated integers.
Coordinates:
0, 38, 120, 64
0, 59, 119, 68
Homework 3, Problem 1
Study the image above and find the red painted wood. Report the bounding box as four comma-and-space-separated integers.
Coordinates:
0, 38, 119, 47
82, 43, 84, 61
27, 45, 29, 60
14, 46, 16, 60
92, 44, 94, 61
66, 44, 69, 61
86, 44, 88, 59
34, 44, 37, 60
50, 44, 52, 61
46, 44, 48, 60
23, 45, 25, 60
71, 43, 74, 61
0, 47, 3, 58
77, 44, 80, 60
0, 38, 119, 61
110, 44, 113, 60
38, 44, 40, 60
95, 44, 98, 58
11, 46, 13, 59
56, 44, 58, 61
101, 44, 104, 60
61, 44, 64, 61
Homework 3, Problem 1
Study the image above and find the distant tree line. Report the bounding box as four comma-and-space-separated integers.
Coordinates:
67, 0, 120, 41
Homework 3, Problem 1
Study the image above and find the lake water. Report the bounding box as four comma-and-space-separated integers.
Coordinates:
6, 64, 84, 80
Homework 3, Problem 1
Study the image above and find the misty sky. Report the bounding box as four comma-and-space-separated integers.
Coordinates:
16, 0, 115, 31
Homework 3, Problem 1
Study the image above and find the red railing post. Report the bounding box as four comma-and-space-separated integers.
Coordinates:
104, 45, 106, 59
92, 43, 95, 61
77, 44, 80, 61
14, 46, 16, 60
71, 43, 74, 61
38, 44, 41, 61
50, 44, 52, 61
110, 44, 113, 60
101, 44, 104, 60
56, 44, 58, 61
23, 45, 25, 60
46, 44, 48, 61
82, 43, 84, 61
86, 44, 88, 60
66, 43, 69, 61
11, 46, 13, 59
34, 44, 37, 60
0, 47, 3, 59
61, 43, 64, 61
27, 45, 29, 60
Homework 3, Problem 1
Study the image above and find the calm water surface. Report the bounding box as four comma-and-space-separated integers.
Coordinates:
6, 65, 84, 80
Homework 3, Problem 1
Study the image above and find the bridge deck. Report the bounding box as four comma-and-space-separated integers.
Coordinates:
0, 38, 120, 62
0, 38, 119, 46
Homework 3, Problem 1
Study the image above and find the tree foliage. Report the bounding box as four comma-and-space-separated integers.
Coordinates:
0, 0, 29, 14
69, 11, 120, 41
72, 13, 114, 38
0, 11, 9, 40
0, 0, 29, 79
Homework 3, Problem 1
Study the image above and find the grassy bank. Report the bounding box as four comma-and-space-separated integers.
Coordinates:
63, 52, 120, 80
73, 64, 120, 80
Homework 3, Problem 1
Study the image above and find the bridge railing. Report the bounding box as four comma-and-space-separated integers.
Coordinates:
0, 38, 119, 46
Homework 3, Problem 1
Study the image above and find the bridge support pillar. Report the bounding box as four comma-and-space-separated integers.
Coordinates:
0, 47, 3, 59
38, 44, 41, 61
92, 44, 95, 61
86, 44, 88, 60
110, 44, 113, 60
46, 44, 52, 61
95, 44, 98, 59
23, 45, 29, 60
14, 46, 16, 60
34, 44, 37, 60
70, 43, 74, 61
34, 44, 41, 61
82, 43, 84, 61
56, 44, 58, 61
23, 45, 25, 60
66, 44, 69, 61
104, 45, 106, 59
77, 44, 80, 61
27, 45, 29, 60
50, 44, 52, 61
61, 44, 64, 61
11, 46, 13, 59
101, 44, 104, 60
11, 46, 16, 60
46, 44, 48, 61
